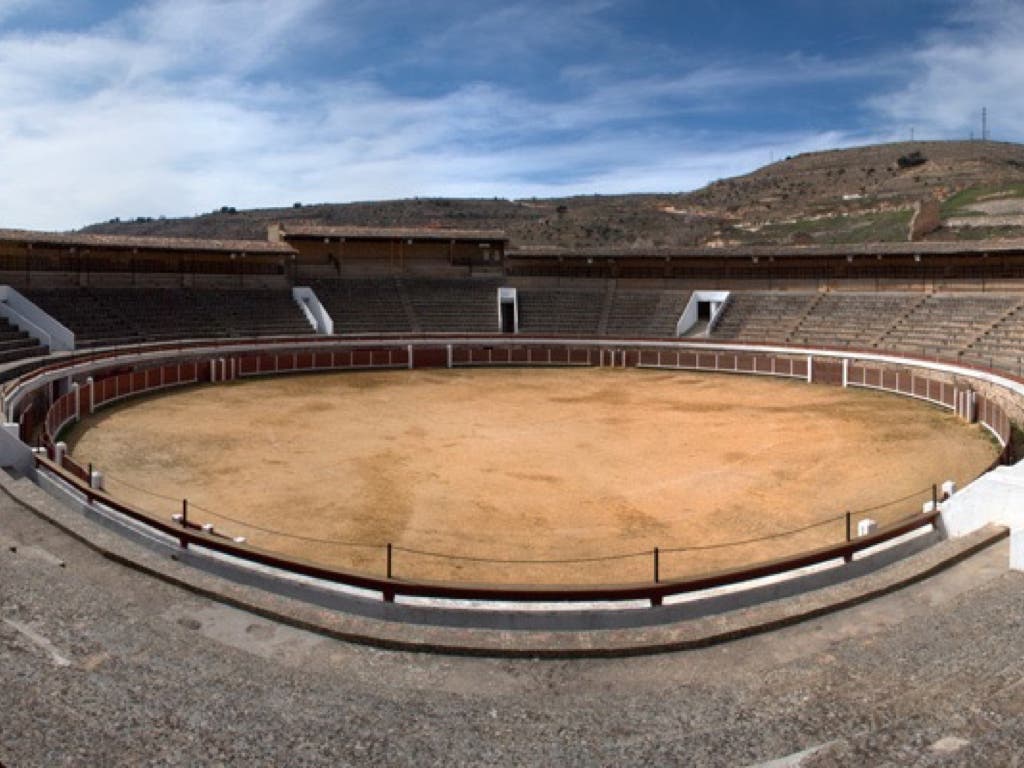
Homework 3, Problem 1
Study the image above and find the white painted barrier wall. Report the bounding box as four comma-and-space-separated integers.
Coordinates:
0, 421, 33, 474
940, 463, 1024, 538
0, 285, 75, 351
292, 286, 333, 335
677, 291, 730, 336
941, 463, 1024, 574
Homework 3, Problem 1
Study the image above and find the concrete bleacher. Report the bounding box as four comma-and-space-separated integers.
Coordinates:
877, 293, 1021, 358
0, 317, 48, 364
602, 289, 691, 337
788, 292, 925, 348
516, 289, 606, 335
514, 286, 689, 338
711, 290, 1024, 362
20, 278, 1024, 362
24, 287, 313, 347
310, 278, 414, 335
961, 301, 1024, 372
399, 277, 502, 333
709, 292, 819, 343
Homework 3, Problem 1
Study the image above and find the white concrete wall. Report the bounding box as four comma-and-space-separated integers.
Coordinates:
677, 290, 730, 336
940, 463, 1024, 538
292, 286, 333, 335
942, 462, 1024, 574
0, 285, 75, 351
0, 421, 34, 474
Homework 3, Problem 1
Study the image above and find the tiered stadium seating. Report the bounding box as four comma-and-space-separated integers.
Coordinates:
25, 287, 141, 347
709, 292, 819, 343
309, 278, 414, 334
958, 300, 1024, 371
602, 290, 691, 337
20, 279, 1024, 366
0, 317, 48, 363
399, 277, 502, 333
710, 290, 1024, 362
516, 290, 605, 335
877, 294, 1018, 357
25, 287, 313, 347
787, 293, 925, 348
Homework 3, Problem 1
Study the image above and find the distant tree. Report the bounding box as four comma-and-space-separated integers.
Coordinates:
898, 151, 927, 169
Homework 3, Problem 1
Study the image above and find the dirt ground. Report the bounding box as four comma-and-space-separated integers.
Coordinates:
66, 368, 998, 585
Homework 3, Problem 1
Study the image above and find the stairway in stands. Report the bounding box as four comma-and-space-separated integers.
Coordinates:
0, 317, 48, 364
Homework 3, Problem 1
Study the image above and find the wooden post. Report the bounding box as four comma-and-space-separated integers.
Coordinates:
653, 547, 660, 584
933, 484, 938, 510
844, 511, 852, 563
179, 498, 189, 549
386, 543, 393, 580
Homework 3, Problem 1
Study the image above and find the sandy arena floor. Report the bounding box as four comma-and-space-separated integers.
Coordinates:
66, 368, 998, 585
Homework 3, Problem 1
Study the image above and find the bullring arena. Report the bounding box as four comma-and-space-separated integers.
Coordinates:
4, 226, 1024, 764
66, 368, 995, 584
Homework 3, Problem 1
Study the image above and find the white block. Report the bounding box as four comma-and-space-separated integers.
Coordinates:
201, 523, 214, 532
923, 500, 936, 514
857, 518, 878, 537
54, 441, 67, 465
90, 470, 104, 491
942, 480, 957, 499
1011, 528, 1024, 572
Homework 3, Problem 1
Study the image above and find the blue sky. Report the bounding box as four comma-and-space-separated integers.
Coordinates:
0, 0, 1019, 230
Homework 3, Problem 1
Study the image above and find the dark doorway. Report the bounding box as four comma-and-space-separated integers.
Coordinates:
501, 302, 515, 333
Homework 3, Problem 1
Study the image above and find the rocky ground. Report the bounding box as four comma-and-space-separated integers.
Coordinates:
3, 480, 1024, 766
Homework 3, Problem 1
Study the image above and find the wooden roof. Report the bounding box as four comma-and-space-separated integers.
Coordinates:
508, 240, 1024, 260
279, 224, 508, 243
0, 229, 296, 256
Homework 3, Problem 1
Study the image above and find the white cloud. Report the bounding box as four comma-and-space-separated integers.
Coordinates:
0, 0, 36, 22
121, 0, 328, 76
867, 0, 1024, 140
0, 0, 1008, 231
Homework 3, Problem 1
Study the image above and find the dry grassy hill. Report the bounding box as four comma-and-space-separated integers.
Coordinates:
80, 140, 1024, 248
691, 140, 1024, 245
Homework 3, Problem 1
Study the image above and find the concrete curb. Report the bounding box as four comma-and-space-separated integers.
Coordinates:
0, 470, 1008, 658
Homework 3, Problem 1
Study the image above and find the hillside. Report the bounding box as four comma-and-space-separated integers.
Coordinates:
79, 140, 1024, 248
691, 140, 1024, 245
